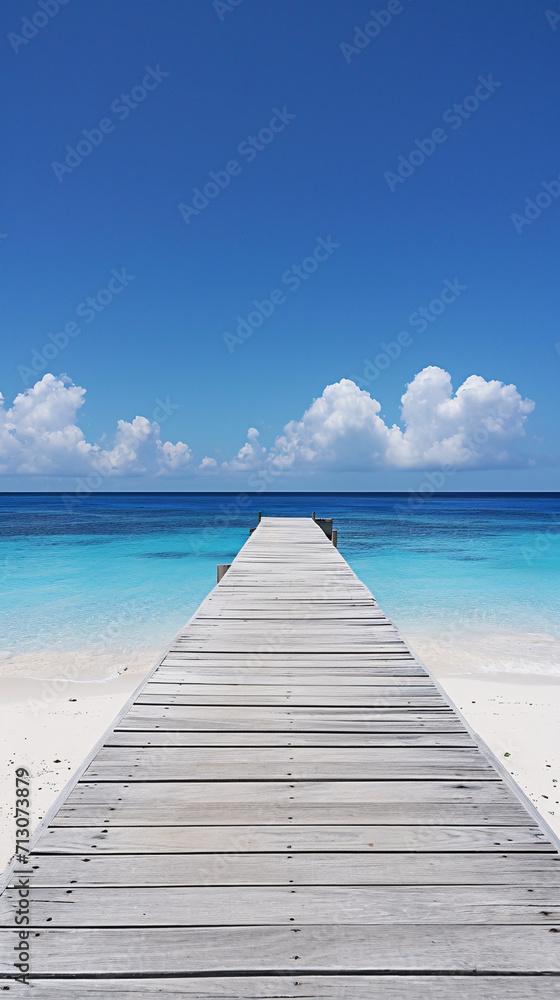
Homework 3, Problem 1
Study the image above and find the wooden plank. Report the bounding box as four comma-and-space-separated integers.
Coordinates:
135, 694, 444, 707
59, 778, 523, 805
107, 731, 477, 747
32, 824, 552, 854
53, 801, 529, 827
154, 668, 430, 683
117, 705, 466, 731
55, 778, 528, 827
3, 885, 560, 927
1, 925, 559, 974
164, 652, 418, 662
142, 682, 441, 697
3, 975, 559, 998
83, 746, 495, 781
21, 852, 560, 887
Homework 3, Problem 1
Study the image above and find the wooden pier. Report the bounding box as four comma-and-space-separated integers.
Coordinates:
1, 515, 560, 997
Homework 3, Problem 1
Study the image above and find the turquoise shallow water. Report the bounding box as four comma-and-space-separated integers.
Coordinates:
0, 493, 559, 661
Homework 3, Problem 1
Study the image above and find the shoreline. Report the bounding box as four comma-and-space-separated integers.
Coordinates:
1, 631, 560, 874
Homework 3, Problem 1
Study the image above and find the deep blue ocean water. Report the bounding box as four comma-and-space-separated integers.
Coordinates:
0, 493, 559, 660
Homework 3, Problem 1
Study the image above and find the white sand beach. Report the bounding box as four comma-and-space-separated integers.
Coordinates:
0, 649, 158, 875
1, 632, 560, 875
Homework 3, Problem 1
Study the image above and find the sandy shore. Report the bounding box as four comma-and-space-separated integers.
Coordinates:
0, 650, 158, 874
1, 632, 560, 876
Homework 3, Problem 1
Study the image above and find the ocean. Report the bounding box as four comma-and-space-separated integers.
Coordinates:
1, 492, 559, 677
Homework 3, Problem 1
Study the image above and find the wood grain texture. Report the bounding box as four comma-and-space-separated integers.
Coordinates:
0, 976, 558, 999
34, 823, 551, 854
83, 746, 495, 781
1, 925, 560, 974
118, 705, 463, 731
106, 730, 477, 747
3, 884, 560, 927
20, 852, 560, 888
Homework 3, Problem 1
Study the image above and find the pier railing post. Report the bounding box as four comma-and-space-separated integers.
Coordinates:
217, 564, 231, 583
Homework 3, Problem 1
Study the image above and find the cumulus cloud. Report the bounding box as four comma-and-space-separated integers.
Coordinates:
198, 456, 218, 472
0, 374, 192, 478
266, 368, 535, 473
0, 367, 536, 481
220, 427, 267, 473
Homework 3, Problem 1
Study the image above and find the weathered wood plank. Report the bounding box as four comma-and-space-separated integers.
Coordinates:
117, 700, 458, 732
118, 705, 463, 731
59, 778, 524, 805
136, 692, 442, 706
1, 976, 558, 998
55, 777, 527, 826
53, 801, 529, 827
107, 730, 477, 747
1, 925, 559, 974
83, 746, 495, 781
142, 682, 441, 698
164, 653, 418, 663
154, 668, 430, 683
3, 885, 559, 927
33, 824, 552, 854
21, 852, 560, 887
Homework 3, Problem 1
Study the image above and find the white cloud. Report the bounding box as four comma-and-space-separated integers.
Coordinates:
392, 367, 535, 469
0, 374, 192, 478
0, 376, 94, 476
268, 380, 396, 473
221, 427, 266, 472
0, 368, 536, 481
265, 368, 535, 473
198, 456, 219, 472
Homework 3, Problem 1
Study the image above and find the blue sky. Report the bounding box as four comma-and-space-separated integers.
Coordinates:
1, 0, 560, 490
